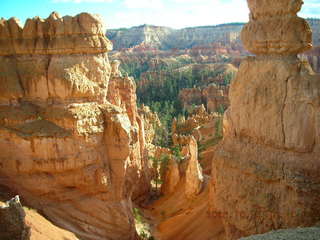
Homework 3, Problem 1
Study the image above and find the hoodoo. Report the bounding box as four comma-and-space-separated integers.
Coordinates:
0, 12, 153, 240
210, 0, 320, 239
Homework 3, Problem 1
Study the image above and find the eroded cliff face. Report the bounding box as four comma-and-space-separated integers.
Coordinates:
0, 12, 152, 240
107, 24, 242, 50
210, 1, 320, 239
107, 20, 319, 51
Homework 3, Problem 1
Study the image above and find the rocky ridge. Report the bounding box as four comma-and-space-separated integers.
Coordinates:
107, 23, 243, 50
107, 19, 320, 50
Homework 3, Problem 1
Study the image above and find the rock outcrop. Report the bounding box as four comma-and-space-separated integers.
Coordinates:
185, 137, 203, 199
138, 105, 161, 146
210, 1, 320, 239
179, 84, 230, 113
0, 12, 112, 56
0, 196, 30, 240
202, 84, 229, 113
172, 105, 219, 142
161, 157, 180, 195
0, 196, 78, 240
0, 12, 152, 240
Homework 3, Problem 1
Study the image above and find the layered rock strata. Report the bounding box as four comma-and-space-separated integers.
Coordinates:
210, 1, 320, 239
107, 19, 319, 51
0, 12, 151, 240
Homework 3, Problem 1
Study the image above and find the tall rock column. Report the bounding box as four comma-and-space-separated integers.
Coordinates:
210, 0, 320, 239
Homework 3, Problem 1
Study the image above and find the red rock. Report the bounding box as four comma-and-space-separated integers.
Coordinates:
210, 1, 320, 239
0, 12, 154, 240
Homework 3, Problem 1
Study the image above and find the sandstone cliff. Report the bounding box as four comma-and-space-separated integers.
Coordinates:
0, 12, 153, 240
210, 1, 320, 239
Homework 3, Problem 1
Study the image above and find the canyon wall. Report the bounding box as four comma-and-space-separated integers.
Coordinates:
210, 1, 320, 239
0, 12, 152, 240
107, 23, 243, 50
107, 20, 320, 51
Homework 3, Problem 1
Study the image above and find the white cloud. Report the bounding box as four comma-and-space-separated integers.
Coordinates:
52, 0, 112, 3
123, 0, 164, 9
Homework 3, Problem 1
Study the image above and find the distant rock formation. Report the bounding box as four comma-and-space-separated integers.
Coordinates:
107, 23, 243, 50
301, 46, 320, 73
107, 20, 320, 51
210, 1, 320, 239
179, 84, 229, 113
0, 12, 155, 240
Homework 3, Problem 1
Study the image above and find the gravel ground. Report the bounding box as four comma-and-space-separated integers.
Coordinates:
241, 227, 320, 240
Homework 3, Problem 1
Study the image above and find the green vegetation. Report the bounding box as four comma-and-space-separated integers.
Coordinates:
133, 207, 143, 224
215, 117, 223, 139
133, 207, 154, 240
171, 145, 184, 163
120, 57, 233, 147
150, 154, 170, 191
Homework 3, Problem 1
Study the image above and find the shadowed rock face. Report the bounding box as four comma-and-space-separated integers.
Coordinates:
0, 12, 151, 240
210, 0, 320, 239
0, 196, 30, 240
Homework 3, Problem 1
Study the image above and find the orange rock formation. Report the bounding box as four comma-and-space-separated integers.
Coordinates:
210, 0, 320, 239
179, 84, 229, 113
0, 12, 153, 240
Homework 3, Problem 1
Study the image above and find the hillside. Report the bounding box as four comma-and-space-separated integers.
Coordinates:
107, 19, 320, 50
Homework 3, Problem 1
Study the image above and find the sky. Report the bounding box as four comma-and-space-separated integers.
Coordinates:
0, 0, 320, 29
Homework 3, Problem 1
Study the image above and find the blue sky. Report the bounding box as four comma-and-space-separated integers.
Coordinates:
1, 0, 319, 29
